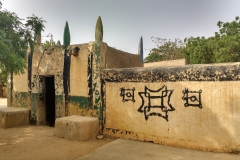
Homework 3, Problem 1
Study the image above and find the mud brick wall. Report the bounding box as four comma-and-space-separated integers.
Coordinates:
144, 59, 185, 67
11, 68, 30, 109
100, 43, 143, 69
31, 45, 65, 125
101, 62, 240, 153
66, 43, 97, 117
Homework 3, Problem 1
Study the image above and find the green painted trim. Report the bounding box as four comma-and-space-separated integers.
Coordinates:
14, 92, 29, 108
69, 96, 88, 109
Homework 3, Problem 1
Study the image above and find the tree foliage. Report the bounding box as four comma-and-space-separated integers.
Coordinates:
144, 37, 185, 63
42, 40, 56, 48
146, 17, 240, 64
0, 0, 46, 83
183, 16, 240, 64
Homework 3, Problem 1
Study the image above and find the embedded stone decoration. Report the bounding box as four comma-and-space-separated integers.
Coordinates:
54, 115, 99, 141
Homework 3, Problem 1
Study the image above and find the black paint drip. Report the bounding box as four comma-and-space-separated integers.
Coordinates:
28, 52, 32, 93
63, 50, 71, 115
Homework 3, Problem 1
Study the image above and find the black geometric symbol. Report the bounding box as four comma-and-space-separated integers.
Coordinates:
120, 87, 135, 102
138, 85, 175, 121
182, 88, 202, 109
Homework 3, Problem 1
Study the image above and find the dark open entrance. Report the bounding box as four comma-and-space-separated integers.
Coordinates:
45, 76, 55, 127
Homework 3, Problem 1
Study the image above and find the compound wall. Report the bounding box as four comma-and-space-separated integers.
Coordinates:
102, 63, 240, 153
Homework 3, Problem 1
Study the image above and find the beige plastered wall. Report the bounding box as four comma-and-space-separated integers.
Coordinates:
68, 44, 90, 115
144, 59, 185, 67
10, 51, 29, 108
69, 44, 89, 97
12, 69, 28, 92
11, 68, 30, 109
101, 43, 143, 68
105, 81, 240, 152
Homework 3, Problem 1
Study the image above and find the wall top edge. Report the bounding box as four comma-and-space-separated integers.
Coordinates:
101, 62, 240, 82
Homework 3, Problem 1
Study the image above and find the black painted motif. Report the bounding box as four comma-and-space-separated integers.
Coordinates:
138, 85, 175, 121
182, 88, 202, 108
120, 87, 135, 102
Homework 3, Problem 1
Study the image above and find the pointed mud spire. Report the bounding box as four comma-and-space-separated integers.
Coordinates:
57, 40, 61, 46
63, 21, 71, 48
95, 16, 103, 42
138, 36, 143, 62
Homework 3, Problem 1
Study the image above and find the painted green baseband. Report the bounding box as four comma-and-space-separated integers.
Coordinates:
55, 95, 64, 118
13, 92, 29, 108
69, 96, 89, 109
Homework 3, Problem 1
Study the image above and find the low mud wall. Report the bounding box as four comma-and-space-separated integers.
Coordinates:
101, 62, 240, 153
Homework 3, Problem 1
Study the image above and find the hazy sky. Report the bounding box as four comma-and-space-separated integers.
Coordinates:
2, 0, 240, 58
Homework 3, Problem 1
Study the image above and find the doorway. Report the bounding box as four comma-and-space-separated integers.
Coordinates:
45, 76, 55, 127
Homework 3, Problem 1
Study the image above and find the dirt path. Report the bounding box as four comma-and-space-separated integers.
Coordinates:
0, 125, 113, 160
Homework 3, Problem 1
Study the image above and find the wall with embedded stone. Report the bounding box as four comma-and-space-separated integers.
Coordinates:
30, 45, 65, 125
101, 62, 240, 153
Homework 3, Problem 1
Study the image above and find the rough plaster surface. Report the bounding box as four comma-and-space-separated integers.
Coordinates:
102, 43, 143, 68
0, 107, 30, 128
69, 44, 89, 97
144, 59, 186, 67
30, 45, 65, 124
11, 92, 30, 109
13, 69, 28, 92
54, 115, 99, 141
102, 62, 240, 153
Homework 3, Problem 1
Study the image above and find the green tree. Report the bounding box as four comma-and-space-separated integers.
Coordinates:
144, 37, 185, 63
182, 36, 215, 64
0, 0, 46, 98
25, 14, 46, 52
183, 16, 240, 64
0, 10, 27, 75
42, 40, 56, 48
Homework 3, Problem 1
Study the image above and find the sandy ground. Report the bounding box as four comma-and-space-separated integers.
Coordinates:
0, 98, 114, 160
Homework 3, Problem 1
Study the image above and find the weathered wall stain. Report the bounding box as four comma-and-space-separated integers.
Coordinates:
12, 92, 30, 109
